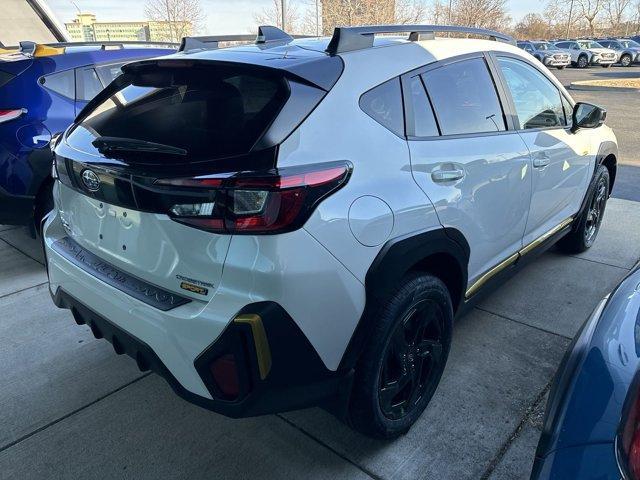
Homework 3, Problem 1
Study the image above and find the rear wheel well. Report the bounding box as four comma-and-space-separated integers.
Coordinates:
408, 253, 464, 313
602, 154, 617, 194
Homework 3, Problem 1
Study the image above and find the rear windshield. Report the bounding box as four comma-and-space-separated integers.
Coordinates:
67, 64, 290, 162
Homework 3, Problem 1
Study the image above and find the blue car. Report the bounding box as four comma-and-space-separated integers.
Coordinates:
532, 262, 640, 479
0, 41, 175, 230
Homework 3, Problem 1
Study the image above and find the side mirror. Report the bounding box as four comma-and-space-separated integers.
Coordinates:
571, 102, 606, 133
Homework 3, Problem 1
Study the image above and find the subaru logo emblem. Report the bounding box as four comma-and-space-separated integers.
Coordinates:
81, 169, 100, 192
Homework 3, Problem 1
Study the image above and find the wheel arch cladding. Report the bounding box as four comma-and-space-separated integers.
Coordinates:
597, 141, 617, 194
339, 227, 469, 370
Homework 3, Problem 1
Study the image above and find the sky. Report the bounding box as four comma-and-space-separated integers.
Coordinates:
48, 0, 547, 35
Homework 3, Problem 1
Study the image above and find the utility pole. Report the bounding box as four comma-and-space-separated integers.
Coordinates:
316, 0, 319, 37
281, 0, 286, 31
448, 0, 453, 24
565, 0, 575, 38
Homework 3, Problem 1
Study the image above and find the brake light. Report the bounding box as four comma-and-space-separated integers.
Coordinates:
0, 108, 26, 124
155, 161, 352, 235
618, 374, 640, 479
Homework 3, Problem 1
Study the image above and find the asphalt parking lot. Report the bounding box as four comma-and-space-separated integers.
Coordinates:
555, 65, 640, 202
0, 66, 639, 480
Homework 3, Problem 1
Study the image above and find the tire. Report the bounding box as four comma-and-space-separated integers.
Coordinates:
620, 54, 632, 67
577, 55, 589, 68
558, 165, 610, 254
347, 273, 453, 439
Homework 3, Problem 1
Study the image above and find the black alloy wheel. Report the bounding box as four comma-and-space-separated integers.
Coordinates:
584, 175, 608, 248
378, 299, 445, 420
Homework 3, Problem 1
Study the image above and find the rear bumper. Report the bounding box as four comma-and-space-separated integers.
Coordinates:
0, 186, 34, 225
51, 288, 351, 417
43, 201, 359, 417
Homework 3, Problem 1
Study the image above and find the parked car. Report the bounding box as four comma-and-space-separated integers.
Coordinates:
531, 262, 640, 479
0, 41, 176, 231
597, 38, 640, 66
577, 39, 618, 67
43, 24, 618, 439
554, 39, 617, 68
517, 41, 571, 69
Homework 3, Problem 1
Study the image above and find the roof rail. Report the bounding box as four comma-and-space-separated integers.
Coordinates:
9, 40, 178, 53
326, 24, 516, 54
179, 25, 295, 52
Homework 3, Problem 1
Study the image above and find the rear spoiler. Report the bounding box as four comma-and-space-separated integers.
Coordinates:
179, 25, 311, 52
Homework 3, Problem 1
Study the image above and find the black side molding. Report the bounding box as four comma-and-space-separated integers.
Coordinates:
51, 236, 190, 311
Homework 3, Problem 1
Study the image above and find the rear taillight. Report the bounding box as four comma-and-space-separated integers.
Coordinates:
618, 372, 640, 479
0, 108, 26, 124
155, 161, 352, 235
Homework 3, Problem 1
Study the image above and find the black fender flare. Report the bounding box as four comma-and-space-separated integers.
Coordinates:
572, 141, 618, 233
338, 227, 469, 371
595, 140, 617, 192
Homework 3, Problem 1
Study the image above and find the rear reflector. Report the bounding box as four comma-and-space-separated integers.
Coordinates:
209, 354, 240, 399
155, 161, 352, 235
0, 108, 26, 124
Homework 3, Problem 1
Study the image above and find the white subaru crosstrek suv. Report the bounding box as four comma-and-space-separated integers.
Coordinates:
43, 25, 618, 439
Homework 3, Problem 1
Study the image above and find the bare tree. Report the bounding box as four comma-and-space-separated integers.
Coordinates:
144, 0, 203, 42
395, 0, 429, 24
428, 1, 451, 24
254, 0, 302, 32
604, 0, 633, 34
447, 0, 511, 31
573, 0, 603, 36
514, 13, 551, 39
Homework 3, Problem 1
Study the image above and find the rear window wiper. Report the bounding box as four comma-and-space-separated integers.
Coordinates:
92, 136, 187, 156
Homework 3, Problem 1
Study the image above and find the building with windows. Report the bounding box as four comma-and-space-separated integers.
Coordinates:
64, 13, 192, 43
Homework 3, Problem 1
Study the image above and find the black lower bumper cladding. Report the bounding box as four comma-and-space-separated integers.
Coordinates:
51, 289, 352, 418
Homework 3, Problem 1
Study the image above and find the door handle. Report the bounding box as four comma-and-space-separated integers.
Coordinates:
533, 155, 550, 168
431, 168, 465, 182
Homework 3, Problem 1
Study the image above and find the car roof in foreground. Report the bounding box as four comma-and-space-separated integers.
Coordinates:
134, 34, 523, 68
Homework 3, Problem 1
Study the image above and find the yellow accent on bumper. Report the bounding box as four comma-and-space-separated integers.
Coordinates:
234, 314, 272, 380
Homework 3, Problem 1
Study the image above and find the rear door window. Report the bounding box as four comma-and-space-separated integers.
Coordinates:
69, 64, 290, 162
359, 78, 404, 137
95, 63, 124, 85
76, 67, 104, 101
422, 57, 506, 135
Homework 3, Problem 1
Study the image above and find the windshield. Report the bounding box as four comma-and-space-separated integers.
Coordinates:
533, 42, 554, 50
68, 64, 290, 162
621, 39, 640, 48
578, 41, 604, 49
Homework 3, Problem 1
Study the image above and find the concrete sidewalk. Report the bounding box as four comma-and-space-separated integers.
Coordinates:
0, 198, 639, 480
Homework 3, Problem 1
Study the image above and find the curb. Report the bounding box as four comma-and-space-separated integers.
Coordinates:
569, 81, 640, 93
